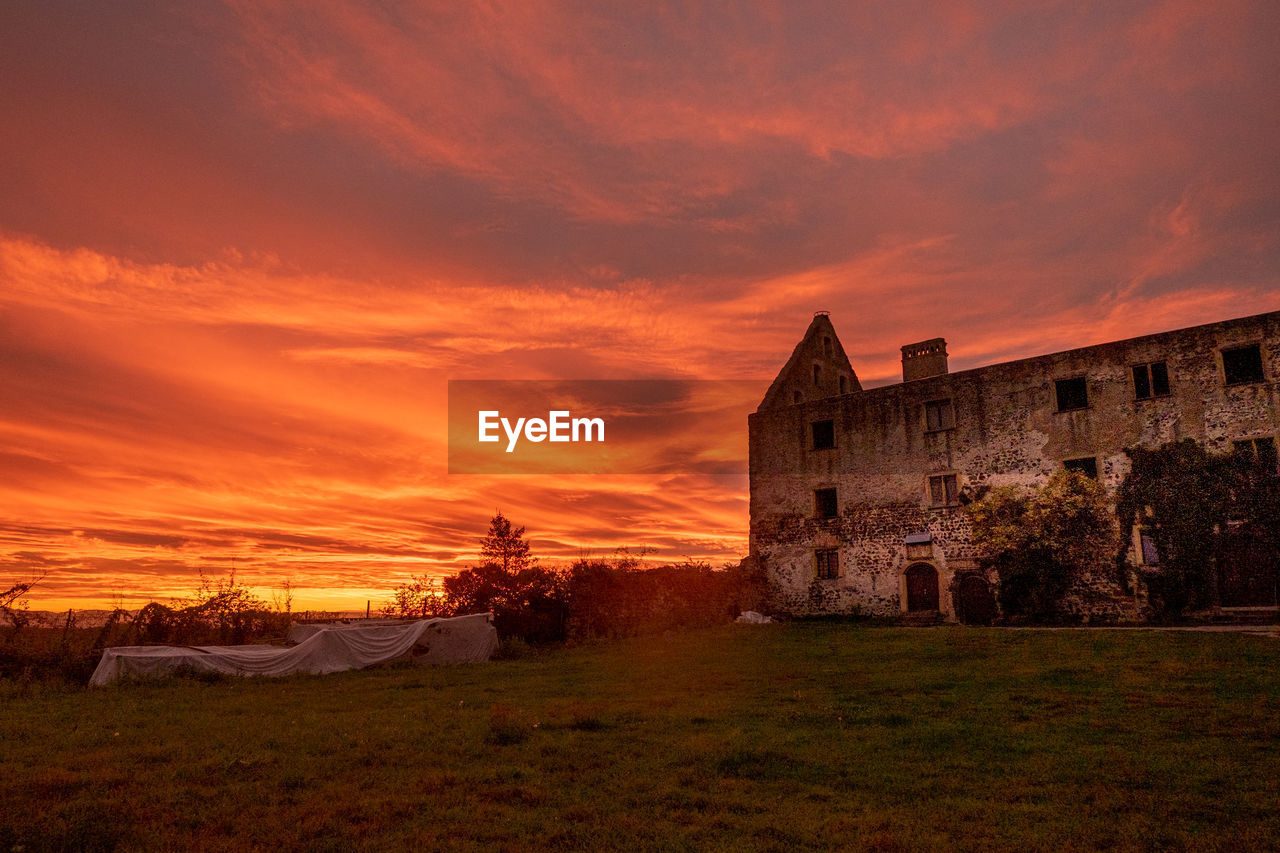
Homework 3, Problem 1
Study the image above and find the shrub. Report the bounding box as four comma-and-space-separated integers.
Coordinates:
966, 471, 1119, 622
564, 554, 765, 641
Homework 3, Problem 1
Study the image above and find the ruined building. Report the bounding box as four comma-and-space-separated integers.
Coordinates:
748, 309, 1280, 622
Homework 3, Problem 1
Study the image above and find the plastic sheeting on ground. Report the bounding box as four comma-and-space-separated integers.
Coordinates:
89, 613, 499, 685
735, 611, 774, 624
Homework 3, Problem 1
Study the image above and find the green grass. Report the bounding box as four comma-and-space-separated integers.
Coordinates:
3, 624, 1280, 851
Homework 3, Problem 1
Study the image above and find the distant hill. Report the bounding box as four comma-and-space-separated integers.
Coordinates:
20, 609, 136, 628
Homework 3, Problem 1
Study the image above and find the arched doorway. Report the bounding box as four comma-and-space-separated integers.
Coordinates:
956, 575, 996, 625
904, 563, 939, 612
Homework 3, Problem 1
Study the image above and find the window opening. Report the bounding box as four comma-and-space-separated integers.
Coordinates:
815, 487, 838, 519
815, 548, 839, 580
928, 474, 959, 506
1055, 376, 1088, 411
811, 420, 835, 450
1223, 344, 1264, 385
924, 398, 955, 431
1063, 457, 1099, 478
1133, 362, 1170, 399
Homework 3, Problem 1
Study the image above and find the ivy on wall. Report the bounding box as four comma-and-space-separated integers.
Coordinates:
1116, 439, 1280, 617
965, 470, 1119, 623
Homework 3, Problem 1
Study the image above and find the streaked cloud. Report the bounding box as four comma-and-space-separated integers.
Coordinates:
0, 0, 1277, 608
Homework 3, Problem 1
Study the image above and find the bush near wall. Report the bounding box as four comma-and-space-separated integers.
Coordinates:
965, 471, 1126, 624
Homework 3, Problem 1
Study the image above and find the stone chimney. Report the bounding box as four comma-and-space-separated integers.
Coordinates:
901, 338, 948, 382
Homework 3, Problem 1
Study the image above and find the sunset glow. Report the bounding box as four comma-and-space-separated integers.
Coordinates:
2, 2, 1278, 610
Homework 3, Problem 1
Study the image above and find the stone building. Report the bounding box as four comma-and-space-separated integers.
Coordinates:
748, 309, 1280, 622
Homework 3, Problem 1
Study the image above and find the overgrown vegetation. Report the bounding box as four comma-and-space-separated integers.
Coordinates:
965, 470, 1121, 622
384, 513, 764, 643
565, 550, 766, 641
131, 570, 290, 646
379, 575, 446, 620
0, 571, 295, 683
1117, 439, 1280, 618
5, 624, 1280, 849
0, 575, 43, 633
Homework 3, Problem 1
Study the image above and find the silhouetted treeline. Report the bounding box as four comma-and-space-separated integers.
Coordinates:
564, 556, 766, 642
389, 514, 765, 644
433, 555, 765, 644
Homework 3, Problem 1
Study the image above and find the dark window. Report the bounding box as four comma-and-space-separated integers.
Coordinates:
1055, 376, 1088, 411
792, 390, 802, 404
1133, 361, 1170, 399
1064, 457, 1098, 478
924, 398, 955, 431
823, 336, 832, 356
1223, 344, 1264, 385
1233, 436, 1277, 470
811, 419, 835, 450
928, 474, 959, 506
1139, 529, 1160, 566
813, 364, 821, 386
839, 375, 847, 394
815, 548, 839, 580
815, 487, 838, 519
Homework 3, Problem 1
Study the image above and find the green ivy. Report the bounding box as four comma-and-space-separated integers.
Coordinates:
1116, 439, 1280, 617
965, 470, 1119, 623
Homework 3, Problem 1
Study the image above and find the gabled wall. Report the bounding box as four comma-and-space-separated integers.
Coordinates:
758, 312, 861, 410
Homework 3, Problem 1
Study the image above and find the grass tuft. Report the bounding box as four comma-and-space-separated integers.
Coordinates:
486, 703, 535, 745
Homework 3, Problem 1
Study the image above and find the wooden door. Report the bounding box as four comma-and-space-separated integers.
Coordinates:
957, 575, 995, 625
905, 563, 939, 612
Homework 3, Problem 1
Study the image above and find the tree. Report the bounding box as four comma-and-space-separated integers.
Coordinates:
479, 512, 537, 574
0, 574, 43, 634
381, 575, 446, 618
965, 471, 1119, 622
443, 513, 566, 641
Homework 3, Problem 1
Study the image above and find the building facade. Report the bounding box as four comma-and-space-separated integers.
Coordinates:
748, 310, 1280, 621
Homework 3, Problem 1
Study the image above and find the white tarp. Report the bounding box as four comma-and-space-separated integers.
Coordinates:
735, 610, 774, 624
90, 613, 499, 686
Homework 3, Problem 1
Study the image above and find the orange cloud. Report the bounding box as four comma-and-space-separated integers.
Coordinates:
2, 2, 1278, 609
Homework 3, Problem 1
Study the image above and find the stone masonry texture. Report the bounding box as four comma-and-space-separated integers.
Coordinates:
748, 310, 1280, 621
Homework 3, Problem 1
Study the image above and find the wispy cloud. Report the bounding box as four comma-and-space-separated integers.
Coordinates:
0, 1, 1277, 607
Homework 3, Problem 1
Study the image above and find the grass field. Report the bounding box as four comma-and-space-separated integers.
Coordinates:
3, 623, 1280, 851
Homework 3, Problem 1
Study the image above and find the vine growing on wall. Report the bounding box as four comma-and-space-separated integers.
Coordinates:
1116, 439, 1280, 617
965, 470, 1119, 622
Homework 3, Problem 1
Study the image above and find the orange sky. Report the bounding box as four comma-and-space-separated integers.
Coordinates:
2, 1, 1279, 611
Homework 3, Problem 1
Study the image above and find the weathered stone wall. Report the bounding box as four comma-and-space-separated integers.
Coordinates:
750, 310, 1280, 620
